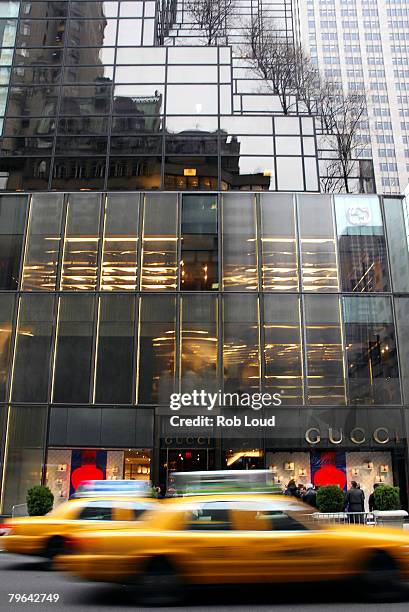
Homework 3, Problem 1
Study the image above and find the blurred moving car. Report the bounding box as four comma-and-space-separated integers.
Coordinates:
56, 493, 409, 604
2, 481, 157, 563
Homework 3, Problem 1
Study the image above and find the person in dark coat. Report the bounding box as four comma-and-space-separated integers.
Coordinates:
368, 482, 380, 512
303, 483, 317, 508
346, 480, 365, 512
285, 479, 300, 497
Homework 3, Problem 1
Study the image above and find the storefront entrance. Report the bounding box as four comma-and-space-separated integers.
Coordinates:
159, 448, 215, 492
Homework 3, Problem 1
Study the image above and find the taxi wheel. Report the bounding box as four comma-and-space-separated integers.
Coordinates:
44, 537, 66, 570
361, 550, 404, 602
137, 557, 183, 606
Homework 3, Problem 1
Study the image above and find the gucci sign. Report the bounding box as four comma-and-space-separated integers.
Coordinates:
305, 426, 396, 446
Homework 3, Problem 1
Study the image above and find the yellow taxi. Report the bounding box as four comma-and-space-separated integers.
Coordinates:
2, 483, 157, 563
56, 493, 409, 604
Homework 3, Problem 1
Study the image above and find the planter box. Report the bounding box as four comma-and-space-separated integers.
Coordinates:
373, 510, 408, 529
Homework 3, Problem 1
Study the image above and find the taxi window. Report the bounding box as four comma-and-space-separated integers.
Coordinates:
78, 504, 113, 521
187, 503, 232, 531
233, 504, 308, 531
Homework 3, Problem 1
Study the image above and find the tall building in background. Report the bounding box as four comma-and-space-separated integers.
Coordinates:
298, 0, 409, 194
0, 1, 408, 515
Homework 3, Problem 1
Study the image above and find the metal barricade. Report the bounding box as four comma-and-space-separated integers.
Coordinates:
311, 512, 375, 525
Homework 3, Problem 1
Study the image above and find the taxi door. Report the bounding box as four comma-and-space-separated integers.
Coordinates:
230, 504, 339, 583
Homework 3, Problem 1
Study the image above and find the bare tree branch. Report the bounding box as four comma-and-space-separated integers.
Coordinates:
186, 0, 237, 46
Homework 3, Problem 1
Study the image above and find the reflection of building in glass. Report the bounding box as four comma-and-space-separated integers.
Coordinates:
0, 2, 408, 515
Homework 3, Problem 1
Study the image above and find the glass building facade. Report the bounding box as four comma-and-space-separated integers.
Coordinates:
0, 1, 408, 513
0, 191, 407, 511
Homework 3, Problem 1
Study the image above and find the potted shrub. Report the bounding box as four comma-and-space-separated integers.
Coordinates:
372, 485, 407, 528
316, 485, 345, 513
26, 485, 54, 516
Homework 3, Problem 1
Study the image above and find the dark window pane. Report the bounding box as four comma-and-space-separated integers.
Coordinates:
3, 117, 56, 137
343, 296, 400, 405
335, 195, 390, 292
11, 66, 62, 85
95, 295, 135, 404
107, 156, 161, 190
55, 136, 108, 155
1, 406, 47, 514
61, 193, 101, 291
6, 86, 59, 116
13, 47, 64, 66
181, 295, 218, 393
0, 136, 53, 156
0, 293, 15, 400
110, 136, 162, 155
138, 295, 176, 404
60, 85, 112, 115
16, 20, 67, 47
181, 194, 218, 291
22, 194, 64, 291
78, 505, 112, 520
0, 195, 28, 289
57, 116, 108, 135
111, 115, 163, 134
263, 295, 303, 405
395, 298, 409, 403
164, 156, 218, 191
12, 294, 55, 402
101, 193, 139, 291
53, 295, 95, 403
224, 294, 260, 393
51, 156, 106, 190
21, 2, 69, 19
0, 157, 51, 191
62, 65, 114, 83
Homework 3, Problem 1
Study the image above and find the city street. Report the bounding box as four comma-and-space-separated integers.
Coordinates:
1, 552, 409, 612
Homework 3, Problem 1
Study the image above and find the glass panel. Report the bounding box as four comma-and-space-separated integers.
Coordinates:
51, 156, 106, 191
95, 295, 135, 404
12, 294, 55, 403
383, 197, 409, 292
101, 193, 139, 291
181, 195, 218, 291
0, 293, 14, 400
298, 194, 338, 292
223, 294, 260, 393
0, 195, 28, 290
0, 157, 51, 191
107, 156, 161, 190
1, 406, 47, 514
0, 2, 20, 18
53, 294, 95, 403
221, 156, 275, 191
343, 296, 400, 405
117, 19, 142, 45
16, 20, 67, 47
67, 19, 118, 47
335, 195, 390, 292
222, 194, 257, 291
164, 156, 218, 192
60, 85, 112, 115
304, 295, 346, 405
395, 298, 409, 403
61, 193, 101, 291
112, 115, 162, 134
166, 85, 218, 114
138, 295, 176, 404
260, 194, 298, 291
22, 194, 64, 291
263, 295, 302, 405
181, 295, 218, 393
0, 18, 17, 47
141, 194, 178, 291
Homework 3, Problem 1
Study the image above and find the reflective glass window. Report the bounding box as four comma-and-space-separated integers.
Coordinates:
12, 294, 55, 403
13, 47, 64, 66
395, 298, 409, 403
115, 65, 165, 83
113, 85, 164, 115
53, 294, 95, 403
16, 20, 67, 47
181, 195, 218, 291
0, 2, 20, 18
11, 66, 62, 85
107, 156, 161, 191
166, 85, 218, 114
60, 85, 112, 115
95, 295, 136, 404
61, 194, 102, 291
22, 194, 64, 291
62, 65, 114, 83
1, 406, 47, 514
343, 296, 400, 405
263, 295, 302, 405
117, 19, 142, 45
0, 157, 51, 191
141, 194, 178, 291
7, 86, 59, 116
51, 157, 106, 191
0, 293, 15, 400
101, 193, 139, 291
57, 116, 109, 135
0, 18, 17, 47
222, 194, 257, 291
67, 19, 117, 47
224, 294, 260, 393
164, 157, 218, 192
260, 194, 298, 291
110, 136, 162, 155
335, 195, 390, 292
0, 196, 28, 290
298, 195, 338, 292
138, 295, 176, 404
221, 156, 275, 191
70, 2, 118, 18
181, 295, 218, 393
21, 2, 68, 18
304, 295, 346, 405
383, 197, 409, 292
55, 136, 108, 156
